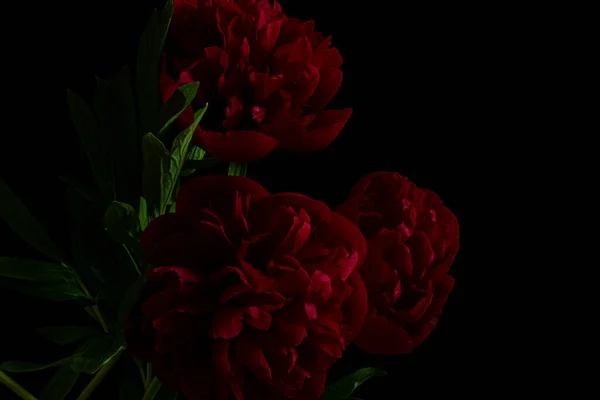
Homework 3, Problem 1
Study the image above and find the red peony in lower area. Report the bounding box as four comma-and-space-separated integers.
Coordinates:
125, 176, 368, 399
336, 172, 460, 355
161, 0, 352, 162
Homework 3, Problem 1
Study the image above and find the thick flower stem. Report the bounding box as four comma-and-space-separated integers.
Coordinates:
0, 370, 38, 400
76, 348, 123, 400
141, 377, 161, 400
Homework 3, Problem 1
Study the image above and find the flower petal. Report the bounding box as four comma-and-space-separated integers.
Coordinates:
197, 129, 280, 162
354, 315, 414, 355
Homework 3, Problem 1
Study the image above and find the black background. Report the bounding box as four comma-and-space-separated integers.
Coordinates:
1, 0, 465, 398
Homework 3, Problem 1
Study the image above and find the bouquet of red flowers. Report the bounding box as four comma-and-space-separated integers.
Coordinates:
0, 1, 460, 399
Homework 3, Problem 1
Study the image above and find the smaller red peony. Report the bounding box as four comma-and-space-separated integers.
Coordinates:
161, 0, 352, 162
336, 172, 460, 355
125, 176, 368, 400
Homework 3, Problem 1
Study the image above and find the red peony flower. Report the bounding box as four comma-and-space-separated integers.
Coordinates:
336, 172, 459, 355
125, 176, 368, 399
161, 0, 352, 162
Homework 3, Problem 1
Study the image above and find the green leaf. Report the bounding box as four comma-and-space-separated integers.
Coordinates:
37, 326, 97, 345
10, 281, 88, 302
156, 386, 180, 400
187, 146, 206, 161
158, 82, 199, 136
137, 0, 174, 134
59, 176, 99, 205
117, 276, 144, 326
228, 162, 247, 177
0, 176, 64, 262
71, 334, 123, 374
0, 258, 74, 281
139, 197, 149, 230
320, 368, 386, 400
66, 90, 113, 200
96, 66, 140, 207
120, 379, 144, 400
142, 133, 170, 217
39, 362, 80, 400
162, 105, 208, 213
0, 357, 71, 373
104, 201, 141, 247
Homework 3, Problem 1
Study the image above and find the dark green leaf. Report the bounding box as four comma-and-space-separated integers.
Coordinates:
0, 176, 64, 262
96, 66, 140, 207
158, 82, 199, 136
137, 0, 174, 134
227, 162, 247, 177
39, 362, 80, 400
66, 90, 113, 200
0, 258, 74, 281
103, 201, 140, 247
139, 197, 149, 230
0, 357, 71, 373
117, 276, 144, 326
120, 379, 144, 400
59, 176, 99, 205
37, 326, 97, 345
161, 105, 208, 213
187, 146, 206, 161
142, 133, 170, 217
10, 281, 88, 302
320, 368, 386, 400
156, 386, 180, 400
71, 334, 123, 374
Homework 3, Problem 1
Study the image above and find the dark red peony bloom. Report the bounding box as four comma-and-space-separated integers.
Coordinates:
125, 176, 368, 399
161, 0, 352, 162
336, 172, 459, 355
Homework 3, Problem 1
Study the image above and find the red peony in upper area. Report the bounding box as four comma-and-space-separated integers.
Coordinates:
161, 0, 352, 162
336, 172, 460, 355
126, 176, 367, 400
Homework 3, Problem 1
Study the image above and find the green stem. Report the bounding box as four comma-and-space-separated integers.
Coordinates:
0, 370, 37, 400
75, 348, 123, 400
122, 244, 142, 276
135, 359, 147, 389
146, 363, 152, 382
141, 377, 161, 400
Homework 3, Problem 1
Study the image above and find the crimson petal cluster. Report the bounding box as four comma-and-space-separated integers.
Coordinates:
161, 0, 352, 162
336, 172, 460, 355
125, 176, 367, 400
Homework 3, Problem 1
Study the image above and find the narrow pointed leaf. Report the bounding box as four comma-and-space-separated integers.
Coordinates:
162, 105, 208, 213
10, 281, 88, 302
137, 0, 174, 134
0, 176, 64, 262
96, 66, 140, 206
139, 197, 149, 230
158, 82, 199, 136
37, 326, 97, 345
39, 363, 80, 400
142, 133, 170, 217
66, 91, 113, 200
117, 276, 145, 325
0, 258, 74, 281
0, 357, 71, 373
320, 368, 386, 400
71, 334, 123, 374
